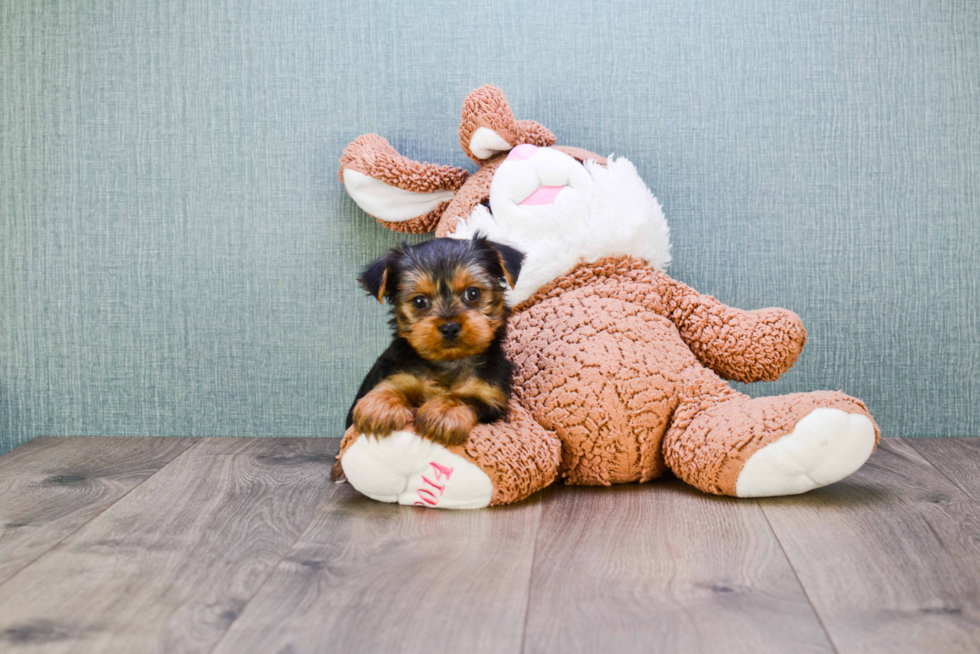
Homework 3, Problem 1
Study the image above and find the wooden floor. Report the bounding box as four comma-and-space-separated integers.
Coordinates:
0, 438, 978, 653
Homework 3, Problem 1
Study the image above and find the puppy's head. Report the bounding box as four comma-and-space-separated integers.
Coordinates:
360, 235, 523, 361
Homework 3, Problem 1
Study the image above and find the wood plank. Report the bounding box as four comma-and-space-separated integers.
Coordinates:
0, 436, 197, 586
211, 484, 543, 654
522, 481, 832, 654
760, 438, 980, 653
907, 438, 980, 504
0, 437, 338, 654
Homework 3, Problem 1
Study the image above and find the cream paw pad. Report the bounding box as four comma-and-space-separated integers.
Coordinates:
735, 408, 877, 498
340, 430, 494, 509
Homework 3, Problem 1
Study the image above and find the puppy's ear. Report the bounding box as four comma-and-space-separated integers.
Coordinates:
475, 236, 524, 289
359, 253, 396, 304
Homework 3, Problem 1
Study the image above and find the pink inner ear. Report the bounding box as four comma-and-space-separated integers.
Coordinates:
520, 185, 564, 206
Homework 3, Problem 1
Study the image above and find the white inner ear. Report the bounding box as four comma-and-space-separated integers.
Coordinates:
343, 169, 455, 222
469, 127, 513, 159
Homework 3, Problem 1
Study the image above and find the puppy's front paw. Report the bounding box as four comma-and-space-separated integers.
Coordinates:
352, 391, 413, 437
415, 398, 477, 446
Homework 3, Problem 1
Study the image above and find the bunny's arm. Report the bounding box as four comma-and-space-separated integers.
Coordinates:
515, 257, 807, 384
649, 272, 807, 383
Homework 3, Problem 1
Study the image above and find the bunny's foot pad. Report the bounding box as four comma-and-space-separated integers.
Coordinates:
341, 431, 494, 509
735, 408, 876, 497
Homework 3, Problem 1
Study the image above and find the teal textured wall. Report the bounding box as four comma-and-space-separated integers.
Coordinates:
2, 0, 978, 454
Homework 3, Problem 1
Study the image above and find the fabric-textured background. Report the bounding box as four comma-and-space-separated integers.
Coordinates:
2, 0, 978, 455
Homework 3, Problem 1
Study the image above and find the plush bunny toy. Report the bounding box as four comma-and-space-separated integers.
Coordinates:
336, 85, 879, 509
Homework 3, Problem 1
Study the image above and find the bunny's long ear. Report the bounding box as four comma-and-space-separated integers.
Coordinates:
339, 134, 470, 234
459, 85, 556, 163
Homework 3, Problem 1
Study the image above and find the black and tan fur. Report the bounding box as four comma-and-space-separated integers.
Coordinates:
344, 234, 523, 455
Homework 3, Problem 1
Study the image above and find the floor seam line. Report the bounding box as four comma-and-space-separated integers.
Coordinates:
757, 499, 842, 654
518, 493, 547, 654
0, 436, 202, 594
904, 439, 980, 507
205, 440, 343, 654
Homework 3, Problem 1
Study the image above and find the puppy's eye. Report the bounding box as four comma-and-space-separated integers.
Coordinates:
411, 296, 430, 310
463, 287, 481, 303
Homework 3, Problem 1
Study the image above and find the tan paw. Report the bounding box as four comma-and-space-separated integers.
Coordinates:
415, 398, 477, 446
352, 392, 413, 437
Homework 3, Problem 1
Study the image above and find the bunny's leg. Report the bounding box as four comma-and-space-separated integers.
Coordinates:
662, 370, 879, 497
337, 404, 561, 509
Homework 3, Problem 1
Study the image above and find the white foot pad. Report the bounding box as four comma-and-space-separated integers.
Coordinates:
735, 408, 876, 498
340, 431, 493, 509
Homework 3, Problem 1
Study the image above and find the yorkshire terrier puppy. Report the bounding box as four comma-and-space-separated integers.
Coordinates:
346, 234, 524, 449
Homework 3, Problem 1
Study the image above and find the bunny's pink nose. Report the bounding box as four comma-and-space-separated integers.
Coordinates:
507, 143, 538, 160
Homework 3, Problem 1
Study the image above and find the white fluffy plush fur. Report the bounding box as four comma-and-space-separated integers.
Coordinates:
449, 149, 671, 305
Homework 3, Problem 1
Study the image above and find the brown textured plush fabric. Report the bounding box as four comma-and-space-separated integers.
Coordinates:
435, 156, 504, 237
663, 388, 878, 494
515, 257, 808, 383
503, 256, 878, 493
458, 84, 555, 163
337, 85, 880, 504
338, 134, 469, 234
339, 133, 469, 192
338, 255, 878, 501
498, 257, 877, 495
451, 404, 561, 506
338, 425, 360, 457
514, 119, 557, 151
376, 203, 448, 235
338, 90, 584, 238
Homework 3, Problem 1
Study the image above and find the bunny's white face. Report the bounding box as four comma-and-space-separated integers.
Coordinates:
486, 144, 594, 242
450, 145, 672, 305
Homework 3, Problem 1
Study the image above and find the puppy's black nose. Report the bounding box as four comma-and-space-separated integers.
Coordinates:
439, 322, 461, 340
